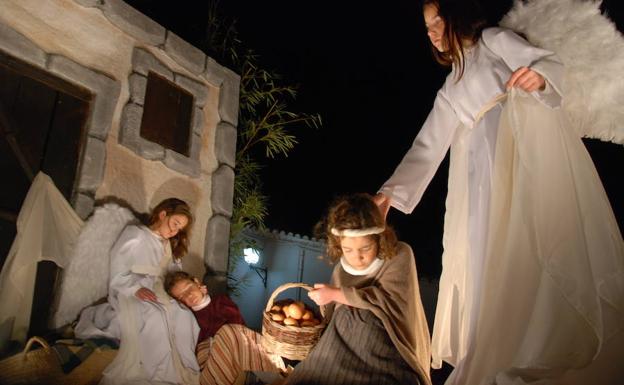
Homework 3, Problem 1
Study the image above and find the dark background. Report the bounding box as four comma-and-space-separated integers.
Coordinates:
127, 0, 624, 279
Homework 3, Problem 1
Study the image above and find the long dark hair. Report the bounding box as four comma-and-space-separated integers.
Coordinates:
148, 198, 193, 259
423, 0, 487, 80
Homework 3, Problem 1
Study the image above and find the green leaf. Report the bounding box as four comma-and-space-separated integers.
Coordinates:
202, 0, 323, 294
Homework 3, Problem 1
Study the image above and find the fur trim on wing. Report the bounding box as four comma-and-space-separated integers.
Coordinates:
50, 203, 136, 328
501, 0, 624, 144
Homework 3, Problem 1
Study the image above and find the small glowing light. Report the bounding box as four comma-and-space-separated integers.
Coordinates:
244, 248, 260, 265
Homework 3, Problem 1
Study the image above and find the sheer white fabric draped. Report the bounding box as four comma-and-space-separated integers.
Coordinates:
0, 173, 83, 348
454, 89, 624, 384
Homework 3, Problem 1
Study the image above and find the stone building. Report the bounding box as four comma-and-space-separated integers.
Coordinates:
0, 0, 238, 341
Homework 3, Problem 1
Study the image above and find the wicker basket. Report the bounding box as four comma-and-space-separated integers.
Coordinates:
261, 283, 327, 361
0, 336, 117, 385
0, 336, 63, 385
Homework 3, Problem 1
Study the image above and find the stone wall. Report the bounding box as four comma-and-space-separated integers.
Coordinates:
230, 228, 329, 330
0, 0, 239, 282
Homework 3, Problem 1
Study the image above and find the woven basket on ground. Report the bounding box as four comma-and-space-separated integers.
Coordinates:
261, 283, 327, 361
0, 336, 62, 385
0, 336, 116, 385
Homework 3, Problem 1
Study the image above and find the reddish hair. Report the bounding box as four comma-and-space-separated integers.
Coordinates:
315, 193, 398, 263
148, 198, 193, 259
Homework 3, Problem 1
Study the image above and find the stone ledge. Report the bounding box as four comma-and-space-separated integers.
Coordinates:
77, 136, 106, 193
118, 102, 165, 160
191, 107, 204, 135
204, 214, 232, 273
46, 55, 121, 141
0, 22, 47, 68
73, 0, 99, 7
164, 31, 206, 75
73, 192, 95, 220
205, 58, 242, 127
132, 48, 173, 80
174, 73, 208, 107
203, 56, 225, 87
128, 72, 147, 106
215, 122, 237, 169
79, 0, 167, 46
210, 165, 235, 217
218, 68, 241, 127
163, 146, 200, 178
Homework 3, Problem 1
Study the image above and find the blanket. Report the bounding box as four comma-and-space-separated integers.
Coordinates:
52, 338, 119, 374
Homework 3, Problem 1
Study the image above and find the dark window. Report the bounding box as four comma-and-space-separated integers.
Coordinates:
140, 71, 193, 156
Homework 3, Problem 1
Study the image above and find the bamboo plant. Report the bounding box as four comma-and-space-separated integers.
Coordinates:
201, 1, 322, 295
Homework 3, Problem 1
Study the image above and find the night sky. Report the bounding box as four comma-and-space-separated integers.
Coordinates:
127, 0, 624, 278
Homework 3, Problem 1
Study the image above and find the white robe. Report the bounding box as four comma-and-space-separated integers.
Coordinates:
75, 224, 200, 385
380, 27, 624, 384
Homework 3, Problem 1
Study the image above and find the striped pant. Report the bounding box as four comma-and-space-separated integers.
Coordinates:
197, 324, 286, 385
284, 306, 423, 385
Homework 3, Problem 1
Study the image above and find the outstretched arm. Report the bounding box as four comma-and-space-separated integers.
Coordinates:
378, 91, 460, 214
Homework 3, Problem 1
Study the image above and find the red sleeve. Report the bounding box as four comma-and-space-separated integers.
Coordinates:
215, 295, 246, 326
195, 295, 246, 343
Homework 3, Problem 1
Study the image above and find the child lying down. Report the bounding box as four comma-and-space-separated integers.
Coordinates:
164, 271, 286, 385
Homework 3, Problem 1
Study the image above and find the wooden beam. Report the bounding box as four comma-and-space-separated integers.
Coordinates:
0, 52, 93, 102
0, 98, 36, 181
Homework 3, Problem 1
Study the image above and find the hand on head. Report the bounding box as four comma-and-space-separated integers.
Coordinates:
506, 67, 546, 92
373, 193, 391, 221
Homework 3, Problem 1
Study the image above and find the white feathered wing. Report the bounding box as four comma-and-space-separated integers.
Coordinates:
500, 0, 624, 144
50, 203, 137, 328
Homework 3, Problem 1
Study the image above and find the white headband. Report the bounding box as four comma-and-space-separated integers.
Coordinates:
330, 226, 385, 237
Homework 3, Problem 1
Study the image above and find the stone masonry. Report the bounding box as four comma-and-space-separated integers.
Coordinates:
0, 1, 242, 292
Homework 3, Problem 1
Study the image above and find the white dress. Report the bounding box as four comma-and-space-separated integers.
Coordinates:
380, 27, 624, 384
75, 224, 200, 385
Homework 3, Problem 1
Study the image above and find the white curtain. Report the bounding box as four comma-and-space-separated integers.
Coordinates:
0, 172, 84, 348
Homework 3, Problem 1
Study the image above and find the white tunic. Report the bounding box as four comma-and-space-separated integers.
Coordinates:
380, 27, 561, 372
381, 26, 624, 384
75, 224, 200, 385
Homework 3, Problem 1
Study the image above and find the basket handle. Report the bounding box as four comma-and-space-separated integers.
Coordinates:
265, 282, 326, 317
22, 336, 50, 360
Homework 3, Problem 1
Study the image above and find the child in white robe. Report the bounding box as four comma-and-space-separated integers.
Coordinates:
75, 198, 200, 384
374, 1, 624, 384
